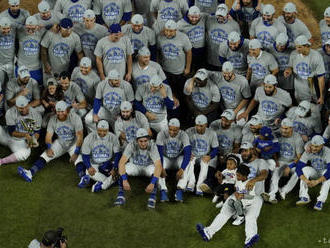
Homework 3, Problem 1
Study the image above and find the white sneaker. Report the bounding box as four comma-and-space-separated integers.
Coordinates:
215, 201, 223, 208
212, 195, 219, 203
232, 215, 245, 226
279, 189, 286, 200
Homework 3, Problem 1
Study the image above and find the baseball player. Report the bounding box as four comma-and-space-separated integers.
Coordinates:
0, 0, 30, 29
115, 128, 166, 209
278, 2, 312, 48
196, 141, 268, 248
150, 0, 188, 25
284, 35, 325, 105
135, 75, 174, 133
6, 66, 44, 114
93, 0, 132, 27
54, 0, 91, 24
121, 14, 156, 60
184, 68, 220, 123
131, 46, 167, 90
17, 16, 44, 85
79, 120, 121, 192
213, 61, 251, 126
185, 115, 219, 195
246, 39, 279, 93
58, 71, 88, 117
85, 69, 134, 132
156, 118, 192, 202
249, 4, 286, 51
320, 7, 330, 46
71, 57, 101, 109
242, 114, 263, 143
0, 96, 41, 166
295, 135, 330, 211
205, 4, 240, 70
238, 74, 292, 131
73, 9, 108, 66
41, 18, 83, 85
177, 6, 207, 71
261, 118, 304, 204
17, 101, 87, 186
218, 31, 250, 76
114, 101, 151, 149
94, 23, 133, 81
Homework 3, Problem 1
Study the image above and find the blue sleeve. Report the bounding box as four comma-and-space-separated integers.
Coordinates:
113, 152, 121, 169
134, 100, 147, 114
229, 9, 238, 21
210, 147, 219, 159
188, 0, 194, 7
122, 12, 132, 21
181, 145, 192, 170
252, 10, 260, 20
162, 79, 169, 85
324, 163, 330, 180
272, 142, 280, 153
93, 98, 102, 114
95, 15, 105, 25
8, 125, 15, 135
164, 96, 174, 110
219, 56, 227, 65
34, 129, 41, 135
295, 161, 306, 177
82, 154, 92, 169
288, 162, 296, 169
157, 145, 164, 165
149, 45, 157, 61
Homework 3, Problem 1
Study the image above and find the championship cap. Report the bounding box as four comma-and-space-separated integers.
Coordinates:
228, 31, 240, 43
131, 14, 144, 25
260, 126, 273, 138
9, 0, 20, 5
283, 2, 297, 13
264, 74, 277, 85
150, 75, 162, 87
215, 4, 228, 16
311, 135, 325, 146
80, 57, 91, 67
169, 118, 180, 127
138, 46, 151, 56
120, 101, 132, 111
165, 20, 177, 30
249, 115, 263, 126
295, 100, 311, 117
221, 109, 236, 121
109, 23, 121, 33
194, 68, 208, 81
16, 96, 29, 107
108, 69, 120, 80
195, 115, 207, 125
324, 7, 330, 17
295, 35, 311, 46
240, 141, 253, 150
38, 1, 50, 13
136, 128, 149, 139
325, 39, 330, 46
262, 4, 275, 15
47, 77, 58, 86
249, 39, 262, 49
188, 6, 201, 16
276, 33, 289, 46
60, 18, 73, 29
222, 61, 234, 72
83, 9, 95, 19
25, 16, 38, 26
97, 120, 109, 130
0, 17, 11, 27
281, 118, 293, 127
55, 101, 68, 111
18, 66, 30, 78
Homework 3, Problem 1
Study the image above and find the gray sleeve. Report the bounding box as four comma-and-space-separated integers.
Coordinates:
156, 63, 166, 81
295, 135, 304, 156
299, 152, 309, 164
5, 82, 16, 100
92, 0, 102, 15
73, 33, 82, 53
125, 37, 133, 56
135, 86, 143, 101
249, 19, 257, 37
240, 78, 252, 99
150, 0, 159, 12
94, 39, 103, 57
210, 83, 221, 102
148, 28, 156, 46
74, 84, 85, 102
268, 53, 279, 71
123, 0, 133, 13
73, 114, 84, 132
112, 134, 121, 153
156, 131, 165, 146
165, 85, 173, 100
124, 82, 135, 102
183, 78, 192, 95
234, 127, 242, 143
82, 133, 93, 154
181, 131, 190, 147
40, 31, 51, 48
46, 116, 56, 134
95, 82, 103, 99
114, 119, 123, 136
5, 109, 15, 126
136, 111, 150, 129
253, 87, 261, 102
210, 130, 219, 148
150, 143, 161, 162
312, 52, 326, 76
123, 142, 134, 158
323, 126, 330, 140
182, 33, 192, 52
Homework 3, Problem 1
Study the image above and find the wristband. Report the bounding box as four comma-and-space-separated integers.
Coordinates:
74, 147, 81, 155
150, 176, 158, 185
121, 174, 128, 181
46, 143, 52, 149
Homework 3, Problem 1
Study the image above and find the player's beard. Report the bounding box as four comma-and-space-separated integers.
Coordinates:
242, 153, 252, 163
121, 113, 131, 120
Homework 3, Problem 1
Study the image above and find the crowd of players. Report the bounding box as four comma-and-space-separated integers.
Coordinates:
0, 0, 329, 247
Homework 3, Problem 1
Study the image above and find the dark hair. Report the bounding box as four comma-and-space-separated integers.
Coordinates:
237, 164, 250, 177
41, 230, 57, 246
59, 71, 71, 80
225, 153, 240, 166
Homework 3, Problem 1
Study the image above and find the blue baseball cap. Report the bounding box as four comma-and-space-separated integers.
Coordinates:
60, 18, 73, 28
109, 23, 121, 33
260, 126, 273, 139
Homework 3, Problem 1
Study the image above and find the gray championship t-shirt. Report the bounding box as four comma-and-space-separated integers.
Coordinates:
278, 132, 304, 163
320, 19, 330, 46
0, 9, 30, 29
150, 0, 188, 24
300, 146, 330, 175
62, 81, 86, 106
0, 29, 16, 67
54, 0, 92, 23
156, 129, 190, 158
246, 158, 268, 195
132, 60, 166, 88
6, 78, 40, 103
123, 139, 160, 166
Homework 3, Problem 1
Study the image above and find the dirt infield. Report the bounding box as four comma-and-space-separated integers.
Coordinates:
0, 0, 323, 47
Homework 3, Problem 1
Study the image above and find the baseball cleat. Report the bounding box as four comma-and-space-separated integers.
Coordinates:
261, 192, 270, 202
160, 190, 169, 202
269, 198, 278, 204
91, 182, 103, 193
17, 166, 32, 182
114, 195, 126, 206
296, 197, 311, 206
78, 175, 90, 188
244, 234, 260, 248
314, 201, 324, 211
196, 224, 210, 242
232, 215, 245, 226
147, 198, 156, 209
186, 185, 194, 192
199, 183, 212, 194
196, 190, 203, 196
175, 189, 183, 202
212, 195, 219, 203
215, 201, 224, 209
279, 189, 286, 200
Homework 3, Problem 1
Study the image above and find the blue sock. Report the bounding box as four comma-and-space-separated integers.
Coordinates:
30, 157, 46, 176
149, 183, 158, 199
75, 162, 86, 178
117, 179, 125, 197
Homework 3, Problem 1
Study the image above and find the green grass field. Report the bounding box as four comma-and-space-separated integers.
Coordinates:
302, 0, 330, 20
1, 145, 330, 248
